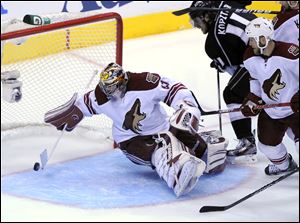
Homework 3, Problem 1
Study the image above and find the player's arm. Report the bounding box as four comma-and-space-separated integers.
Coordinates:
240, 76, 264, 117
155, 76, 200, 132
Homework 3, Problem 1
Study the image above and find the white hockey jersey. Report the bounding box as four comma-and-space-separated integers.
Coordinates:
75, 72, 199, 144
273, 8, 299, 45
243, 42, 299, 119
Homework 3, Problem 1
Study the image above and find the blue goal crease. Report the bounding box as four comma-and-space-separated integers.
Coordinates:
1, 150, 252, 208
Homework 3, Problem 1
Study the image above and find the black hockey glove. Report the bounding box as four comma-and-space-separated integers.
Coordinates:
210, 59, 225, 73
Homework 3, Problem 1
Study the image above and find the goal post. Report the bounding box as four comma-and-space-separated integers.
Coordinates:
1, 12, 123, 141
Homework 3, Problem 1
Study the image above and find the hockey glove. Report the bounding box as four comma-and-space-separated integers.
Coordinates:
241, 93, 265, 117
290, 91, 299, 113
170, 100, 201, 135
44, 93, 84, 131
210, 59, 225, 73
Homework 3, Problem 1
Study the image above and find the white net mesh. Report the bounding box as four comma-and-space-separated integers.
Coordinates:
1, 12, 123, 141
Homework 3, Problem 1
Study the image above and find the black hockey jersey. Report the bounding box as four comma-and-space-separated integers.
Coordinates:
205, 1, 256, 67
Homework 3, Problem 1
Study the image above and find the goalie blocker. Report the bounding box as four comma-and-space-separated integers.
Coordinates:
169, 102, 228, 174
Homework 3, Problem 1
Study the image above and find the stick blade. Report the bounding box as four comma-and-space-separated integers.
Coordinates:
172, 8, 190, 16
199, 206, 227, 213
40, 149, 48, 169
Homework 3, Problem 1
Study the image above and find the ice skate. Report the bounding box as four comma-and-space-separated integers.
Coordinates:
227, 136, 257, 164
265, 154, 298, 175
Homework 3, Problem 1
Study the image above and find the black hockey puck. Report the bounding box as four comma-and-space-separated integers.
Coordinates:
33, 162, 40, 171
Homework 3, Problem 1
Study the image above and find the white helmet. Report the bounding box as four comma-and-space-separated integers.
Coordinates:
245, 17, 274, 54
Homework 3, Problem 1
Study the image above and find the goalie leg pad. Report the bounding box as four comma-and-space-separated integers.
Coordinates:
199, 130, 228, 174
44, 93, 83, 131
151, 131, 206, 197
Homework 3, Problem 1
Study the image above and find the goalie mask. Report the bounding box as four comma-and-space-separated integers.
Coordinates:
98, 63, 128, 99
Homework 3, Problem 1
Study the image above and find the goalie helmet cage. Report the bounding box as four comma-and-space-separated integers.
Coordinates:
1, 12, 123, 141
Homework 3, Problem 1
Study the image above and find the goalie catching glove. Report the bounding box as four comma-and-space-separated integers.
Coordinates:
44, 93, 84, 131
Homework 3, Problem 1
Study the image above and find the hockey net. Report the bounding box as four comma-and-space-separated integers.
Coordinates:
1, 12, 123, 141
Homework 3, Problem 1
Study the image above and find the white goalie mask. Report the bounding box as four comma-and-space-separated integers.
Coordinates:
245, 17, 274, 54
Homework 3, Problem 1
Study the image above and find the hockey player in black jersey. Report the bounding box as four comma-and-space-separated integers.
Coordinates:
189, 1, 257, 163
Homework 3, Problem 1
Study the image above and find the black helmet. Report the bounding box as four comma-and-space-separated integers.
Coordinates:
189, 1, 252, 19
189, 1, 221, 19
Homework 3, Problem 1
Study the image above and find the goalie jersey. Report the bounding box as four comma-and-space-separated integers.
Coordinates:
75, 72, 199, 144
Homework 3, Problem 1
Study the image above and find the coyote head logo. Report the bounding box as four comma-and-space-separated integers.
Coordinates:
262, 69, 286, 101
122, 98, 146, 134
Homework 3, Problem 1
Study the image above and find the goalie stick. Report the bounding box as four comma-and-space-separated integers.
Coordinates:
172, 7, 281, 16
34, 69, 99, 171
199, 167, 299, 213
198, 102, 291, 116
39, 124, 67, 170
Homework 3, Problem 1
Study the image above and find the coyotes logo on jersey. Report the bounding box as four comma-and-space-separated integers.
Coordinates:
122, 98, 146, 134
262, 69, 286, 101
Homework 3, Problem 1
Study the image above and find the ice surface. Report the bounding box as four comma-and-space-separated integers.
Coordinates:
1, 28, 299, 222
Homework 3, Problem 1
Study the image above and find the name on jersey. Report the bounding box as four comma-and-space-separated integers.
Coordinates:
217, 4, 231, 35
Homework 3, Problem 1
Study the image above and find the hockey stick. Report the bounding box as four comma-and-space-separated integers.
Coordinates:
199, 167, 299, 213
172, 7, 280, 16
33, 71, 98, 171
216, 70, 222, 134
199, 102, 291, 116
37, 125, 67, 171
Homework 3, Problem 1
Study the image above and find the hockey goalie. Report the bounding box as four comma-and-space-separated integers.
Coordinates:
44, 62, 228, 197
